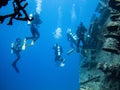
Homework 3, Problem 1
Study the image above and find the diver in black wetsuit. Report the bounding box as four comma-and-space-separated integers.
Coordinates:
25, 23, 40, 44
22, 13, 42, 50
76, 22, 87, 52
53, 43, 65, 67
11, 38, 23, 73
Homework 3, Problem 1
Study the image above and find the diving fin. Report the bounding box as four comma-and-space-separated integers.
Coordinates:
22, 38, 27, 50
67, 48, 75, 55
31, 40, 34, 46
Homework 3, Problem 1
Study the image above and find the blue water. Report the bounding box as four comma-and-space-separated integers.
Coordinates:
0, 0, 99, 90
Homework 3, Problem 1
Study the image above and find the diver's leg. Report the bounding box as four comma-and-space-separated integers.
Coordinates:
31, 30, 40, 45
25, 28, 36, 40
81, 38, 86, 49
35, 30, 40, 41
23, 36, 35, 47
76, 39, 81, 52
25, 36, 35, 41
12, 52, 20, 73
23, 33, 35, 49
77, 38, 80, 47
22, 36, 35, 50
29, 29, 37, 45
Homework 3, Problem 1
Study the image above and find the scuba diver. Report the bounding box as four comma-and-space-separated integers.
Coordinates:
76, 22, 87, 52
66, 28, 78, 55
76, 22, 88, 57
22, 13, 42, 50
11, 38, 24, 73
53, 43, 65, 67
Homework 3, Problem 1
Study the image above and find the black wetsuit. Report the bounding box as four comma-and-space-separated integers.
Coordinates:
76, 24, 87, 49
26, 23, 40, 42
53, 44, 64, 62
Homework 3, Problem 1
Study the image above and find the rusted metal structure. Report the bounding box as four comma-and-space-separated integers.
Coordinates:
80, 0, 120, 90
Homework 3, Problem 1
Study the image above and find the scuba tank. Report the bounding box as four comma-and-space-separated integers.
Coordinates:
69, 32, 78, 41
11, 42, 14, 54
11, 38, 22, 54
57, 45, 61, 56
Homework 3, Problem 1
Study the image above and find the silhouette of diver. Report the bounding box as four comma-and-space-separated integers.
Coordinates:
11, 38, 23, 73
76, 22, 87, 52
22, 13, 42, 50
53, 43, 65, 67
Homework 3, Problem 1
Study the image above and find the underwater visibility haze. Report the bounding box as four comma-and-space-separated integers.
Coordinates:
0, 0, 99, 90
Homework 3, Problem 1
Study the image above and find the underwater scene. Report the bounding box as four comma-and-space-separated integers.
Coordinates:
1, 0, 120, 90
